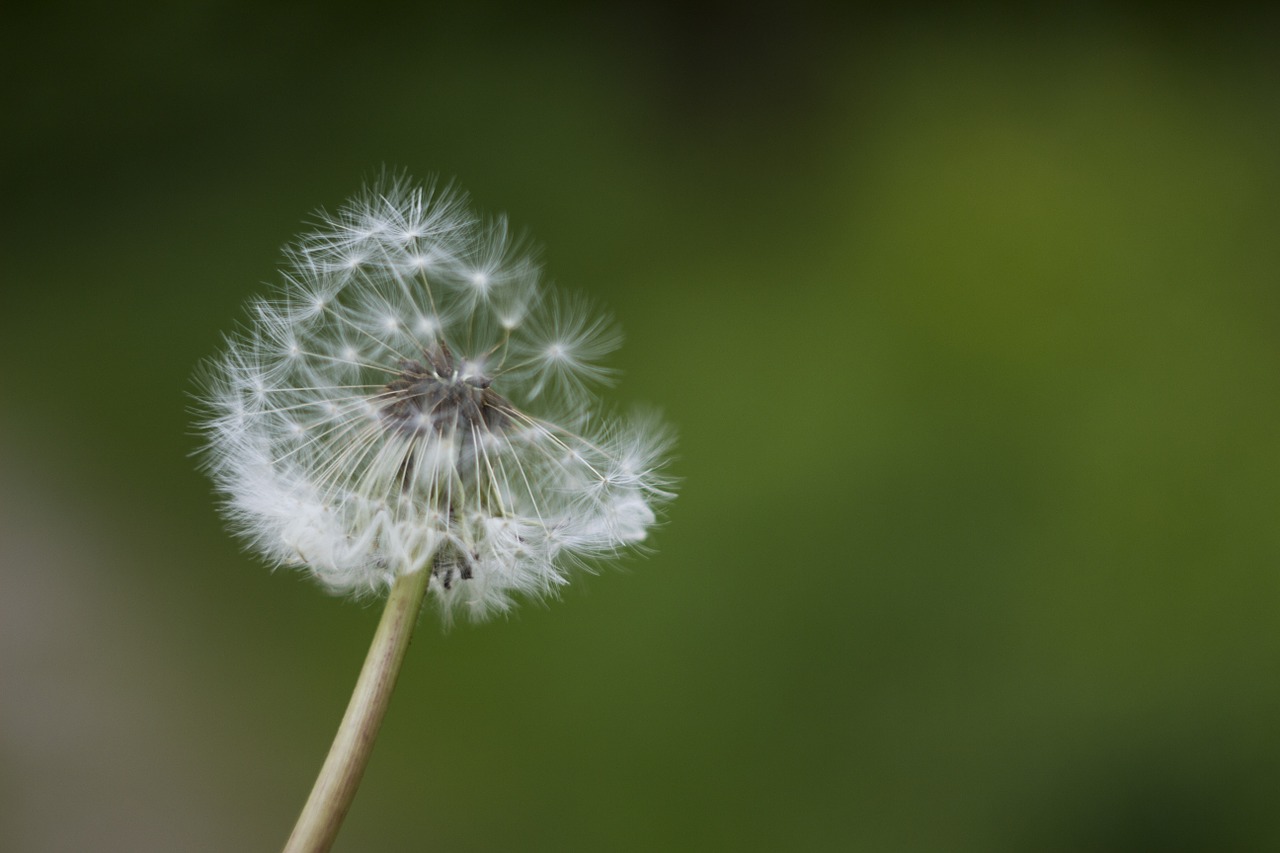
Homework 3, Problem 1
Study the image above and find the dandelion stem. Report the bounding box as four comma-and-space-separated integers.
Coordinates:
283, 566, 432, 853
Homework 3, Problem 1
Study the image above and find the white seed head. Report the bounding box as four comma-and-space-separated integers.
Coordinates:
197, 175, 674, 623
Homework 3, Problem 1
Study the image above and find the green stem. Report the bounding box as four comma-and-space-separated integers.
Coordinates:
283, 567, 432, 853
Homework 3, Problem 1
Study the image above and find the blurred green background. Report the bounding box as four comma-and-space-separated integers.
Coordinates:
4, 3, 1280, 851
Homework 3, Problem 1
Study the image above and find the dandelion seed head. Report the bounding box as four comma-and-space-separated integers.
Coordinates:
197, 175, 674, 623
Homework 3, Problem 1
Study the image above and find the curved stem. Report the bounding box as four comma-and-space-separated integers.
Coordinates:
284, 567, 432, 853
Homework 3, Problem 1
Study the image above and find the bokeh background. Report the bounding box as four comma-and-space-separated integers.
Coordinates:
4, 3, 1280, 851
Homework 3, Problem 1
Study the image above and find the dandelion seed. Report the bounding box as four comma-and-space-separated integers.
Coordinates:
197, 175, 674, 623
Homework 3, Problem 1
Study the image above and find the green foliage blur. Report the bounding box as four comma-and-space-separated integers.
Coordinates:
4, 4, 1280, 851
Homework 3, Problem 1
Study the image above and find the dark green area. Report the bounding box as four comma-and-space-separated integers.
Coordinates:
3, 5, 1280, 851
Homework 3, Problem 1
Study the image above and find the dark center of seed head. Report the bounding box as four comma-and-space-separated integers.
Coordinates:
379, 340, 512, 438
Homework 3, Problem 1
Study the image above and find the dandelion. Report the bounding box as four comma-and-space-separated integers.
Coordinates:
196, 175, 673, 852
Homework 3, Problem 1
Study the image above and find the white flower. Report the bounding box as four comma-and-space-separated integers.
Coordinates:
198, 176, 674, 623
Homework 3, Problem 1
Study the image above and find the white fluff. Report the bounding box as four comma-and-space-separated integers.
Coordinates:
198, 176, 673, 622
